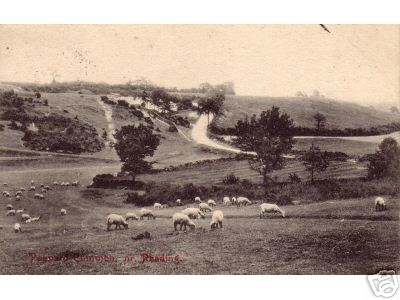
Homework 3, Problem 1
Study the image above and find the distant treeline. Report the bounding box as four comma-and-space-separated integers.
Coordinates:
209, 122, 400, 137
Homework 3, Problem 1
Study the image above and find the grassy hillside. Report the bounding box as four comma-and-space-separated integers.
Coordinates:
216, 95, 400, 130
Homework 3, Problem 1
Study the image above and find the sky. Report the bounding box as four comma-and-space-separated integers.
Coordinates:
0, 25, 399, 106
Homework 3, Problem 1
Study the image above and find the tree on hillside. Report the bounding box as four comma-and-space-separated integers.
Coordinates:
301, 143, 330, 183
113, 124, 160, 182
197, 91, 225, 124
234, 107, 296, 198
150, 88, 169, 110
367, 137, 400, 180
313, 112, 326, 134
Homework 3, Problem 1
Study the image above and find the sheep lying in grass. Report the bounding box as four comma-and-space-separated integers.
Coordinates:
60, 208, 67, 216
6, 210, 16, 216
16, 209, 26, 214
199, 202, 213, 212
210, 210, 224, 229
260, 203, 285, 218
223, 196, 231, 205
182, 207, 205, 219
6, 204, 14, 210
237, 197, 252, 207
176, 199, 183, 206
14, 223, 21, 233
21, 214, 31, 222
126, 212, 139, 221
154, 203, 162, 209
25, 216, 41, 223
194, 196, 201, 204
172, 213, 196, 231
140, 208, 156, 220
107, 214, 128, 231
375, 197, 387, 211
207, 199, 217, 207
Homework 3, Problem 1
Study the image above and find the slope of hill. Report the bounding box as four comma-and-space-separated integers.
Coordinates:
215, 95, 400, 130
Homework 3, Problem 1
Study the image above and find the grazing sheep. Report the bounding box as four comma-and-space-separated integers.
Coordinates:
199, 202, 213, 212
15, 191, 23, 196
176, 199, 183, 206
71, 180, 79, 186
125, 212, 139, 221
140, 208, 156, 220
182, 207, 205, 219
53, 181, 59, 186
3, 191, 10, 197
3, 182, 8, 186
223, 196, 231, 205
14, 223, 21, 233
29, 186, 36, 191
194, 196, 201, 204
41, 188, 46, 194
375, 197, 387, 211
207, 199, 217, 207
28, 216, 41, 222
6, 210, 16, 216
210, 210, 224, 229
40, 184, 44, 188
6, 204, 14, 210
162, 204, 169, 208
154, 203, 162, 209
237, 197, 252, 207
231, 197, 237, 206
65, 182, 71, 186
20, 187, 25, 191
172, 213, 196, 231
44, 185, 51, 190
16, 209, 26, 214
106, 214, 128, 231
21, 214, 31, 222
31, 180, 34, 185
260, 203, 286, 218
60, 208, 67, 216
34, 193, 44, 200
15, 195, 21, 201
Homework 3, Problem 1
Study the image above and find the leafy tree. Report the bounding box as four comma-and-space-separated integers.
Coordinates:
234, 107, 295, 198
313, 112, 326, 134
301, 143, 330, 183
367, 137, 400, 179
150, 88, 169, 110
197, 91, 225, 124
113, 124, 160, 181
35, 92, 41, 99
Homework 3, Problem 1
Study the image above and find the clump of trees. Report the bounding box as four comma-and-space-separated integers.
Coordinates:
113, 124, 160, 182
234, 106, 295, 198
197, 91, 225, 124
367, 137, 400, 180
301, 143, 330, 183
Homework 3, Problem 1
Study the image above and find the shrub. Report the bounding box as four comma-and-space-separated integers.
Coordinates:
168, 125, 178, 132
222, 173, 240, 185
288, 173, 301, 183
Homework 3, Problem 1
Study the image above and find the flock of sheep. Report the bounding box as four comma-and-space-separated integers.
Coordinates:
2, 180, 76, 233
2, 179, 389, 235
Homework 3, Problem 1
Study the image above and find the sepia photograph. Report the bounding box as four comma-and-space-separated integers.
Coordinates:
0, 23, 399, 279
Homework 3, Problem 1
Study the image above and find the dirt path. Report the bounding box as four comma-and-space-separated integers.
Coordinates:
96, 98, 116, 144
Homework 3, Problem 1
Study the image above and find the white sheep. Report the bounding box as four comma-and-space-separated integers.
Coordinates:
176, 199, 183, 206
172, 212, 196, 231
3, 191, 10, 197
20, 187, 25, 191
53, 181, 59, 186
207, 199, 217, 207
34, 193, 44, 200
375, 197, 386, 211
21, 214, 31, 222
260, 203, 285, 218
3, 182, 8, 186
154, 203, 162, 209
29, 186, 36, 191
28, 216, 41, 222
60, 208, 67, 216
6, 204, 14, 210
14, 223, 21, 233
237, 196, 252, 207
140, 208, 156, 220
6, 210, 16, 216
210, 210, 224, 229
65, 182, 71, 186
31, 180, 34, 185
223, 196, 231, 205
106, 214, 128, 231
194, 196, 201, 204
125, 212, 139, 221
44, 185, 51, 190
162, 204, 169, 208
199, 202, 213, 212
231, 197, 237, 206
41, 188, 46, 194
15, 195, 21, 201
16, 209, 26, 214
15, 191, 23, 196
182, 207, 205, 219
72, 180, 79, 186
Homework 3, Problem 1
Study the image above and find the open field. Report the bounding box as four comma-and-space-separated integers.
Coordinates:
215, 95, 400, 130
0, 181, 398, 274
